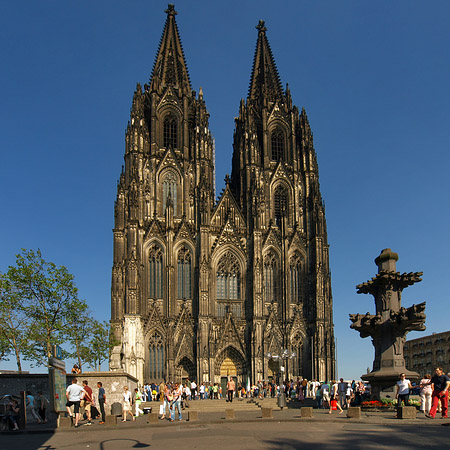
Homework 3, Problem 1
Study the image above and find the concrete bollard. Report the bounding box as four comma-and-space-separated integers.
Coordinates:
347, 407, 361, 419
58, 416, 72, 428
261, 407, 273, 418
397, 406, 417, 419
301, 407, 313, 418
105, 415, 117, 425
188, 410, 198, 421
148, 412, 159, 423
225, 409, 235, 419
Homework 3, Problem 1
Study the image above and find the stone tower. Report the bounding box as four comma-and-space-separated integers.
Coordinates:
110, 5, 335, 386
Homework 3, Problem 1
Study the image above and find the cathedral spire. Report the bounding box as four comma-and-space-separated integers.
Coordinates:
248, 20, 284, 103
149, 4, 191, 95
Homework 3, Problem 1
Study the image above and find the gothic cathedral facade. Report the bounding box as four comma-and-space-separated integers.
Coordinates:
110, 5, 335, 386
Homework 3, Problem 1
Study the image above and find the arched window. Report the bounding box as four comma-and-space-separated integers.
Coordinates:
271, 128, 284, 161
149, 244, 163, 299
163, 114, 178, 149
216, 252, 241, 300
162, 172, 177, 216
148, 331, 165, 381
290, 253, 303, 303
264, 251, 278, 303
274, 184, 288, 227
177, 246, 192, 299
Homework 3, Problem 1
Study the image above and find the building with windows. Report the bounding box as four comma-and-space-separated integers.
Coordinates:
110, 5, 335, 386
404, 331, 450, 377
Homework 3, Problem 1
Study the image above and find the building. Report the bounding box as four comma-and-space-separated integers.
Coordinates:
110, 4, 335, 387
404, 331, 450, 377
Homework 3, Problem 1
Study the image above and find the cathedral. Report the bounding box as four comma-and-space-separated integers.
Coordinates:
110, 4, 335, 387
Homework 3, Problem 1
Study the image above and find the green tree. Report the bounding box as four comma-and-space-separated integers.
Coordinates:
82, 321, 119, 371
2, 249, 89, 367
0, 272, 31, 372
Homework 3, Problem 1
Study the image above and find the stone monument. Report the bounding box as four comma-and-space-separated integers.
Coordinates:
349, 248, 426, 400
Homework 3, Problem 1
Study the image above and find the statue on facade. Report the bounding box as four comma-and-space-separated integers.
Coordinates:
349, 248, 426, 400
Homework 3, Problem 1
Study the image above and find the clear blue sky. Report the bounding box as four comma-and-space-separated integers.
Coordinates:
1, 0, 449, 379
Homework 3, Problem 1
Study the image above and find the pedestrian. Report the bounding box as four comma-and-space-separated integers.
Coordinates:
66, 378, 84, 427
227, 376, 235, 403
315, 384, 323, 409
25, 391, 41, 424
35, 392, 49, 424
82, 380, 93, 425
160, 383, 172, 420
345, 384, 354, 409
338, 378, 348, 409
122, 386, 135, 422
134, 388, 144, 417
71, 364, 81, 374
97, 382, 106, 424
419, 374, 432, 414
170, 382, 182, 422
395, 373, 412, 408
320, 382, 330, 409
329, 380, 344, 414
6, 397, 20, 430
427, 367, 450, 419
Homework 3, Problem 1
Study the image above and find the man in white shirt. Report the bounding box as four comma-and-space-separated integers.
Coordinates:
66, 378, 85, 427
190, 380, 197, 400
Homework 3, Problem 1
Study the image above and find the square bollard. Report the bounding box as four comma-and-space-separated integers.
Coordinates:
261, 407, 273, 418
397, 406, 417, 419
347, 407, 361, 419
301, 407, 313, 418
225, 409, 235, 419
188, 410, 198, 421
148, 412, 159, 423
105, 415, 117, 425
58, 416, 72, 428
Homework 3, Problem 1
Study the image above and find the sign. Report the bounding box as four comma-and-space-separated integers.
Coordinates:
49, 357, 66, 371
49, 367, 67, 412
53, 344, 63, 360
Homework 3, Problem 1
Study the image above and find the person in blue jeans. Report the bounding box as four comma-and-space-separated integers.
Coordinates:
170, 383, 182, 422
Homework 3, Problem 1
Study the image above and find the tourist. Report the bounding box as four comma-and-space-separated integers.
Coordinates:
97, 382, 106, 424
122, 386, 135, 422
227, 376, 235, 403
170, 382, 183, 422
160, 383, 172, 419
82, 380, 93, 425
320, 381, 330, 409
338, 378, 348, 409
6, 398, 20, 430
345, 384, 354, 409
66, 378, 84, 427
395, 373, 412, 408
419, 374, 432, 414
315, 384, 323, 409
35, 392, 49, 424
199, 383, 205, 399
301, 378, 308, 397
71, 364, 81, 374
134, 388, 144, 417
427, 367, 450, 419
26, 391, 41, 424
329, 380, 344, 414
190, 380, 197, 399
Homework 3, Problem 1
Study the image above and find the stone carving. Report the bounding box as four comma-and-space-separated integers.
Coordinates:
350, 248, 426, 399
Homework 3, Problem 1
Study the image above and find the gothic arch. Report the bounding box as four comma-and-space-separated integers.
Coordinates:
174, 242, 194, 300
175, 356, 196, 382
268, 122, 289, 162
214, 345, 247, 377
145, 328, 166, 382
144, 240, 166, 301
157, 168, 182, 217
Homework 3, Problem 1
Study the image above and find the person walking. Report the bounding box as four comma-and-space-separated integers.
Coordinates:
121, 386, 135, 422
82, 380, 93, 425
419, 374, 432, 414
97, 382, 106, 424
134, 388, 144, 417
396, 373, 412, 408
226, 377, 235, 403
427, 367, 450, 419
338, 378, 348, 409
329, 380, 344, 414
35, 392, 49, 424
65, 378, 84, 427
170, 383, 182, 422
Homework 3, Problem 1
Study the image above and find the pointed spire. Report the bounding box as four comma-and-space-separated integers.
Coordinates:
150, 4, 191, 95
248, 20, 284, 103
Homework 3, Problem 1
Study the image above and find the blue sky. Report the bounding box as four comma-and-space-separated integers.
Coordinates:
1, 0, 449, 379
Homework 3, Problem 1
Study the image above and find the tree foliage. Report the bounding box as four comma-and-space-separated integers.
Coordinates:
0, 249, 110, 372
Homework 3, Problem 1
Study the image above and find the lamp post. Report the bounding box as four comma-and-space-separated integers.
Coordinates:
266, 349, 296, 409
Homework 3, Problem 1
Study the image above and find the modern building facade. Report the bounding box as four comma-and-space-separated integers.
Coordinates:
110, 4, 335, 386
404, 331, 450, 377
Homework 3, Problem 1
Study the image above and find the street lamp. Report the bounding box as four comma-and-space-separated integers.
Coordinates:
266, 349, 296, 409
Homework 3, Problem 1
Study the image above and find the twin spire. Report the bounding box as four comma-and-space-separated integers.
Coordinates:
150, 5, 284, 103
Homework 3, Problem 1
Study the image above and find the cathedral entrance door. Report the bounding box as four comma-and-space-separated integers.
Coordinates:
268, 358, 280, 383
220, 357, 237, 396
